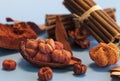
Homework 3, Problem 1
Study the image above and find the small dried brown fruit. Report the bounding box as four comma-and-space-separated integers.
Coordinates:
73, 63, 87, 75
38, 67, 53, 81
25, 39, 38, 49
55, 41, 64, 49
33, 52, 51, 63
2, 59, 16, 70
39, 39, 55, 54
52, 49, 72, 64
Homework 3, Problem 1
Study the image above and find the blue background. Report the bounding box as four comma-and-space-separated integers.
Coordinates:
0, 0, 120, 81
0, 0, 120, 25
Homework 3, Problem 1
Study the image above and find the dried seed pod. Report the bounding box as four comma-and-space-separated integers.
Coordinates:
20, 39, 81, 68
73, 63, 87, 75
52, 49, 72, 64
38, 67, 53, 81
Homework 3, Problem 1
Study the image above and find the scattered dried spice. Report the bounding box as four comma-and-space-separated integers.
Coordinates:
68, 27, 90, 48
6, 17, 45, 35
0, 21, 37, 50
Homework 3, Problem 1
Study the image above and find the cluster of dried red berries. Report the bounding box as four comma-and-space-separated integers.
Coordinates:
25, 38, 72, 64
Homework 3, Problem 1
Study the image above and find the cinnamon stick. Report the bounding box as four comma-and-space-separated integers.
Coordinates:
46, 8, 116, 39
63, 0, 120, 44
46, 14, 75, 39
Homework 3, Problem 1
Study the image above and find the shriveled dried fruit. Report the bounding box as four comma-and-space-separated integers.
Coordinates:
33, 52, 51, 63
45, 39, 55, 49
89, 42, 119, 67
25, 39, 38, 49
73, 63, 87, 75
2, 59, 16, 70
39, 39, 55, 54
38, 67, 53, 81
20, 38, 81, 68
55, 41, 64, 49
52, 49, 72, 64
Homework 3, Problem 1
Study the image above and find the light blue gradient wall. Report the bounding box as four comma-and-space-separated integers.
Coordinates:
0, 0, 120, 25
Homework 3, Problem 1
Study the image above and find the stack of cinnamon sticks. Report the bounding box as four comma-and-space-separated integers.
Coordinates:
46, 14, 75, 39
63, 0, 120, 45
104, 8, 116, 21
46, 8, 117, 40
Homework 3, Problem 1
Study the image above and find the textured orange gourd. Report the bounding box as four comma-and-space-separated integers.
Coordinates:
89, 42, 119, 67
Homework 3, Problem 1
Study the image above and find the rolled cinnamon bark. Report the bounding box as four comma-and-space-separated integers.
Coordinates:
46, 14, 75, 39
46, 8, 116, 40
63, 0, 120, 45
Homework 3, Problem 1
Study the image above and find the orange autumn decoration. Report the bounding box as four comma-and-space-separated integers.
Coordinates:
89, 42, 119, 67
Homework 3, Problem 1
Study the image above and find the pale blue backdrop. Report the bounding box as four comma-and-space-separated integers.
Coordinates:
0, 0, 120, 81
0, 0, 120, 25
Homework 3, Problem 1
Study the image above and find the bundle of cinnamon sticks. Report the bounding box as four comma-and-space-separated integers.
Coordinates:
46, 8, 117, 40
46, 14, 75, 39
63, 0, 120, 45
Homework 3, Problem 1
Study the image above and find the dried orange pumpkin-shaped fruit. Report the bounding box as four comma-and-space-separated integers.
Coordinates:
20, 38, 81, 68
89, 42, 119, 67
